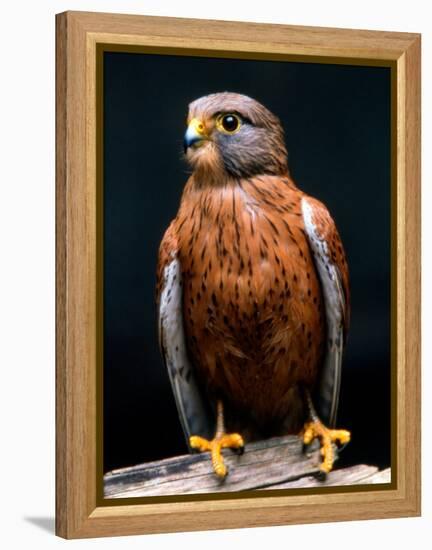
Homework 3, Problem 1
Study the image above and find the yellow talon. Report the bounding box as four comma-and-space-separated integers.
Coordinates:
189, 435, 211, 452
303, 420, 351, 474
189, 432, 245, 478
189, 400, 245, 479
303, 425, 315, 445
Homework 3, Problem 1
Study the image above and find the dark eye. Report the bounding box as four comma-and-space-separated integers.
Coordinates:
222, 114, 239, 132
217, 113, 241, 134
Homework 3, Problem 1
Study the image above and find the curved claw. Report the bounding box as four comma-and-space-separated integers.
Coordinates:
302, 421, 351, 474
189, 433, 245, 478
231, 445, 245, 456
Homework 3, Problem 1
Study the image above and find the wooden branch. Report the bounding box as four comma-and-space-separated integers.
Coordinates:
104, 435, 391, 498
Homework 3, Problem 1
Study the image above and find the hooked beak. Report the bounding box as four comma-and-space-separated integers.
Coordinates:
184, 118, 208, 153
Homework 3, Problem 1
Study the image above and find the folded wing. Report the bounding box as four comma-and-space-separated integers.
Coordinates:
156, 221, 213, 445
301, 197, 350, 427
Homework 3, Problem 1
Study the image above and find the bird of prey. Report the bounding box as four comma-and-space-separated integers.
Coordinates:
156, 92, 350, 478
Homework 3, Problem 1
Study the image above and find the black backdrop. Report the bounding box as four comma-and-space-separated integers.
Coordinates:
103, 51, 391, 474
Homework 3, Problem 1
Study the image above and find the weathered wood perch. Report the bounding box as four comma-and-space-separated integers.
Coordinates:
104, 435, 391, 498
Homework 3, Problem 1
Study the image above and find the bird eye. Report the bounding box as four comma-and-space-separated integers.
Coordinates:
217, 113, 241, 134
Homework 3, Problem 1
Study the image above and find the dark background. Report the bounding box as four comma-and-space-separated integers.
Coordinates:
103, 51, 391, 474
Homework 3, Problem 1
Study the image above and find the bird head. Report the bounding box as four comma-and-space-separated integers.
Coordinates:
183, 92, 288, 181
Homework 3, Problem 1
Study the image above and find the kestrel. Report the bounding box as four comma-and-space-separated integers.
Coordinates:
156, 92, 350, 479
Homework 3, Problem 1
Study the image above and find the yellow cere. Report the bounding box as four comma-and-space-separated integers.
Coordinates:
188, 117, 207, 136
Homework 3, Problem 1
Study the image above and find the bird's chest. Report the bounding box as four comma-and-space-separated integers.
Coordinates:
175, 184, 325, 422
177, 186, 322, 346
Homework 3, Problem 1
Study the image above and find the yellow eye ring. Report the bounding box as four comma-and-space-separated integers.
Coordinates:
216, 113, 242, 134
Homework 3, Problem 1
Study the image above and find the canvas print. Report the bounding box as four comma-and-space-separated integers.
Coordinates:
102, 51, 392, 499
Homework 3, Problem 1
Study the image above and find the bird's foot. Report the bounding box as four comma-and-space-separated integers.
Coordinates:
302, 420, 351, 475
189, 433, 245, 478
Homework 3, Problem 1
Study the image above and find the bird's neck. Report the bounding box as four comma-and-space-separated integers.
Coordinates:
186, 166, 291, 192
178, 173, 298, 229
187, 164, 232, 189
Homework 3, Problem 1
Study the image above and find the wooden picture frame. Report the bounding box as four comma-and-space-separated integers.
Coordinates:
56, 10, 421, 539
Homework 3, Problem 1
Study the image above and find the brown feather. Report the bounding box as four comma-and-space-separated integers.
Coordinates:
157, 93, 350, 440
170, 175, 326, 434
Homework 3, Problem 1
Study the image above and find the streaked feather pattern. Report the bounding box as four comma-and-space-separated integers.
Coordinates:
156, 92, 350, 443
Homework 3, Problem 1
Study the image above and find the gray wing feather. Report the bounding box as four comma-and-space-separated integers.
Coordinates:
158, 255, 213, 445
301, 198, 345, 427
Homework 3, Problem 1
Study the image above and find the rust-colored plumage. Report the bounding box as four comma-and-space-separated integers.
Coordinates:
157, 93, 350, 476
